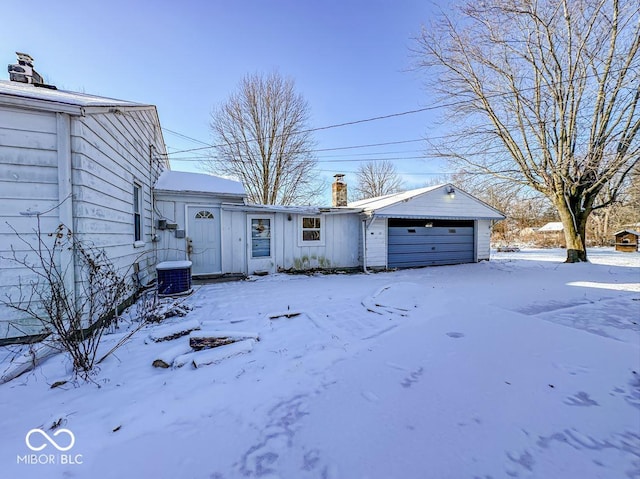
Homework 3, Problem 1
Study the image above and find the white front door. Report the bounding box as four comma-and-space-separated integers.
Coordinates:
247, 214, 275, 275
186, 206, 221, 275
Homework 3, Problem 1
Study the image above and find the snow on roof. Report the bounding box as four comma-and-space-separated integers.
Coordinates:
614, 229, 640, 236
0, 80, 150, 108
538, 222, 564, 232
154, 170, 245, 196
348, 185, 443, 209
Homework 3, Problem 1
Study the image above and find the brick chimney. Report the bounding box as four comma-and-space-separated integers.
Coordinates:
8, 52, 43, 84
332, 174, 347, 207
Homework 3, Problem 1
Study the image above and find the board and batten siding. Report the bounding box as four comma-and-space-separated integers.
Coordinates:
217, 209, 363, 274
154, 198, 184, 262
364, 217, 387, 269
477, 220, 492, 261
278, 213, 360, 270
0, 105, 62, 337
71, 108, 166, 288
221, 209, 247, 274
154, 193, 247, 276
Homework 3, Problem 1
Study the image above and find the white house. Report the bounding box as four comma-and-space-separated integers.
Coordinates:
0, 54, 505, 343
0, 67, 168, 342
154, 175, 505, 276
154, 171, 362, 276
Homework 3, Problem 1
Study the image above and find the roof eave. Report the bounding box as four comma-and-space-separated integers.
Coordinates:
154, 188, 246, 199
0, 94, 83, 115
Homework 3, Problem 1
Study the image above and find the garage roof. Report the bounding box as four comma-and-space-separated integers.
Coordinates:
350, 184, 505, 220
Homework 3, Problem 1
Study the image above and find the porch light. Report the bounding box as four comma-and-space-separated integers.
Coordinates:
446, 186, 455, 198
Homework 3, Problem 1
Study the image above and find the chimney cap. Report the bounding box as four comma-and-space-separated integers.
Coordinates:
333, 173, 345, 181
15, 52, 35, 65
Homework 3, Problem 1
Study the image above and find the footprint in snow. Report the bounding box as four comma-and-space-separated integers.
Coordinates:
564, 391, 599, 407
361, 391, 380, 402
446, 332, 465, 338
401, 367, 424, 388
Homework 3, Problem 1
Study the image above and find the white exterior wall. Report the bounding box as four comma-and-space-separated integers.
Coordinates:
222, 210, 362, 274
477, 220, 492, 261
222, 209, 247, 274
0, 106, 61, 337
155, 198, 186, 262
154, 194, 246, 275
276, 213, 360, 271
364, 217, 387, 269
375, 188, 500, 219
0, 103, 167, 340
71, 109, 166, 287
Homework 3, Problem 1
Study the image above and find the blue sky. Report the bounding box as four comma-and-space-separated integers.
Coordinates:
2, 0, 452, 200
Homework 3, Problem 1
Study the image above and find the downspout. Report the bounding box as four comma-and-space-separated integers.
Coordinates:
56, 113, 76, 299
361, 218, 369, 273
149, 144, 156, 284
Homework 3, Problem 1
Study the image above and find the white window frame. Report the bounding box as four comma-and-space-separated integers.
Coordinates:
299, 215, 325, 246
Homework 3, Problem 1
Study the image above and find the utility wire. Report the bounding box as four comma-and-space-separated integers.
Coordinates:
120, 65, 637, 165
161, 67, 638, 156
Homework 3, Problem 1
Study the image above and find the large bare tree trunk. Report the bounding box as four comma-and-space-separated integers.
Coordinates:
554, 196, 589, 262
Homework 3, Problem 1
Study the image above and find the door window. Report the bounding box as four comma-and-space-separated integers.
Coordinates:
195, 210, 214, 219
251, 218, 271, 258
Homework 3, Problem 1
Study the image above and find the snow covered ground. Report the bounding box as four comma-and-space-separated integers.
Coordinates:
1, 248, 638, 479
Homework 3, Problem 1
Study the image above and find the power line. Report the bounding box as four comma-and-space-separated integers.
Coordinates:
162, 66, 637, 155
169, 148, 428, 161
163, 127, 211, 147
123, 65, 637, 162
167, 140, 429, 160
162, 104, 441, 155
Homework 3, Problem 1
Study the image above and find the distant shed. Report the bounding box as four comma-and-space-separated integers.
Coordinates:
614, 230, 639, 253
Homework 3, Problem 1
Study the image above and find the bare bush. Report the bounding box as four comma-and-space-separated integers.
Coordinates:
2, 222, 134, 378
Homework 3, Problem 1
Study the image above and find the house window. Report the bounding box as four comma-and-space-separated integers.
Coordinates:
301, 216, 321, 242
133, 183, 142, 242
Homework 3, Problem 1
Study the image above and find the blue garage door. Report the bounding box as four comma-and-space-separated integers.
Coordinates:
388, 219, 475, 268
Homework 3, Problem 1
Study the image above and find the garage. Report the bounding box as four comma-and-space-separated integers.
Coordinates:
351, 184, 505, 270
388, 219, 475, 268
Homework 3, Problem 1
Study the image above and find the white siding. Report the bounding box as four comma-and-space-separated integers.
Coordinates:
0, 104, 168, 340
376, 188, 502, 219
477, 220, 492, 260
0, 106, 60, 338
275, 213, 361, 271
155, 199, 186, 262
71, 109, 166, 288
365, 217, 387, 269
154, 194, 247, 276
222, 210, 247, 274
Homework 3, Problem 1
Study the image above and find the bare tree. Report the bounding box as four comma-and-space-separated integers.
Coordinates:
353, 161, 404, 200
415, 0, 640, 262
203, 72, 320, 205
